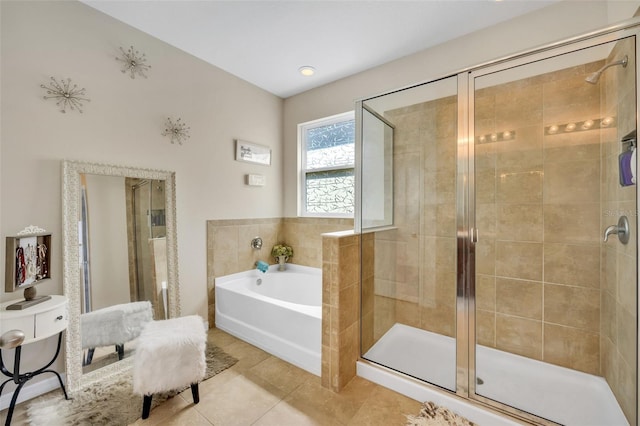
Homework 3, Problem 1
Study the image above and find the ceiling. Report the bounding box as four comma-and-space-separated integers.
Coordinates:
82, 0, 558, 98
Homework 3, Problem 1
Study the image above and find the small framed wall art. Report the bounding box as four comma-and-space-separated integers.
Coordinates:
235, 140, 271, 166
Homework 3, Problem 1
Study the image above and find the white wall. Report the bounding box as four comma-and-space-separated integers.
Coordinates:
85, 174, 129, 310
0, 0, 283, 389
282, 0, 640, 216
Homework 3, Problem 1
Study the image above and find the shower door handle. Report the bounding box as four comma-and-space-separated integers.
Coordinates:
603, 216, 630, 244
470, 227, 479, 243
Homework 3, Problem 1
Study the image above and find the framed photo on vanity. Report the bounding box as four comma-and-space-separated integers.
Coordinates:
235, 140, 271, 166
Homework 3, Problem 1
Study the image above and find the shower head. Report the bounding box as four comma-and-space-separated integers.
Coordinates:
585, 55, 628, 84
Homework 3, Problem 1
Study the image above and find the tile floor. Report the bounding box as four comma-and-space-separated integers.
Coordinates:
2, 327, 422, 425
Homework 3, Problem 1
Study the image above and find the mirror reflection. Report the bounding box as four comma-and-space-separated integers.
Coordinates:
79, 175, 168, 373
63, 160, 180, 392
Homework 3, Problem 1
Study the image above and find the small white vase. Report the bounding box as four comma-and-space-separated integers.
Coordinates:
277, 255, 287, 271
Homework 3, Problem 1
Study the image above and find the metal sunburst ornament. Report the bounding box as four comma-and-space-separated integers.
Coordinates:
41, 77, 90, 113
162, 117, 190, 145
116, 45, 151, 79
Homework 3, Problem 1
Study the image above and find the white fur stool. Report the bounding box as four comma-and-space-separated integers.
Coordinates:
80, 301, 153, 365
133, 315, 206, 419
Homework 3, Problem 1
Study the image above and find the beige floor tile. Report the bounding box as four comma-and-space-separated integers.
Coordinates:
208, 327, 242, 349
184, 367, 243, 404
149, 403, 214, 426
252, 398, 343, 426
247, 355, 316, 394
285, 375, 376, 425
129, 393, 191, 425
223, 340, 272, 374
347, 385, 421, 426
194, 372, 286, 426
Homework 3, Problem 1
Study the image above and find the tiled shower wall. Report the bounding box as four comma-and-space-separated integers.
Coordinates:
474, 62, 607, 372
206, 217, 353, 326
476, 48, 637, 424
600, 38, 637, 422
363, 94, 459, 349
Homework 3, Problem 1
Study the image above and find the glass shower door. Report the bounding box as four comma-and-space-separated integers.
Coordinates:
359, 75, 459, 391
471, 38, 637, 425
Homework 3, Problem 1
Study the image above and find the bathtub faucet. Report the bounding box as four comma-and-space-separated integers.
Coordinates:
255, 260, 269, 273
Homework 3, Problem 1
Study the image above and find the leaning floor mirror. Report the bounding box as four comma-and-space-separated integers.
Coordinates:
62, 160, 180, 392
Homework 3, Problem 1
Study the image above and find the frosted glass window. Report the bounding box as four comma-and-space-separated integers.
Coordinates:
299, 112, 355, 217
306, 120, 355, 169
305, 170, 355, 214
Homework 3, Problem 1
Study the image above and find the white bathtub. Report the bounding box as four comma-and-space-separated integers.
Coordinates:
214, 264, 322, 375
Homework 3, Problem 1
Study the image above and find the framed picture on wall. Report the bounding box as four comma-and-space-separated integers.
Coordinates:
235, 140, 271, 166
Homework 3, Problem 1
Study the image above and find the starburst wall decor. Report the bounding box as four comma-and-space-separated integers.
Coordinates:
116, 45, 151, 79
41, 77, 90, 113
162, 117, 190, 145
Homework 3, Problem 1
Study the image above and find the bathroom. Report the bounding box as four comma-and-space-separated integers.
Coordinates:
1, 1, 640, 425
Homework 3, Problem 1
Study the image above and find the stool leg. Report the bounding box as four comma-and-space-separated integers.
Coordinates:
142, 394, 153, 419
191, 383, 200, 404
84, 348, 95, 366
116, 344, 124, 360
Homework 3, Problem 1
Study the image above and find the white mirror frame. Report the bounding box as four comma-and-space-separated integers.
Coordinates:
62, 160, 181, 392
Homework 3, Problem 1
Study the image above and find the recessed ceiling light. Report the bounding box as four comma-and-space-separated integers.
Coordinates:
298, 66, 315, 77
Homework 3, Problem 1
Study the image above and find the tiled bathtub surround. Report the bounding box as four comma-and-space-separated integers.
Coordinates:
206, 217, 352, 327
207, 217, 356, 393
321, 231, 361, 392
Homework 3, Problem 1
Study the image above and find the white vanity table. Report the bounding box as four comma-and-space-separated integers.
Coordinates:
0, 295, 69, 425
0, 295, 68, 342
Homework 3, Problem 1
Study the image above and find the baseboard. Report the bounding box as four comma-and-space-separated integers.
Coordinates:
0, 374, 65, 411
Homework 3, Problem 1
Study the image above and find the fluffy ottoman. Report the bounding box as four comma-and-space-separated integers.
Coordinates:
80, 301, 153, 365
133, 315, 207, 419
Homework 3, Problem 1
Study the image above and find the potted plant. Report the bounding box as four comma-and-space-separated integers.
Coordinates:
271, 244, 293, 271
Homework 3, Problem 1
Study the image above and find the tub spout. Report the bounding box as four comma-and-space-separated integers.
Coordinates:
603, 224, 619, 242
255, 260, 269, 273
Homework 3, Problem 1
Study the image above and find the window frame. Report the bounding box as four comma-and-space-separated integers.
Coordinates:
297, 111, 355, 218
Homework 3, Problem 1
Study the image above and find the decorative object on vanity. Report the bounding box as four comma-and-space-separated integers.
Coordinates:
162, 117, 190, 145
62, 160, 180, 393
406, 401, 476, 426
235, 139, 271, 165
40, 76, 90, 113
0, 295, 69, 425
116, 45, 151, 79
4, 227, 52, 310
26, 341, 237, 426
271, 243, 293, 271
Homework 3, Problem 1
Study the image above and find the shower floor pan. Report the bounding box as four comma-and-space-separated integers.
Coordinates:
360, 323, 628, 426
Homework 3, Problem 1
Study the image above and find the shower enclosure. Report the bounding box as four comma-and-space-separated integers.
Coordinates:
357, 24, 638, 425
128, 178, 167, 319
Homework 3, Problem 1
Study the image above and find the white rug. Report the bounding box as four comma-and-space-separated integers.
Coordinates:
27, 343, 236, 425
